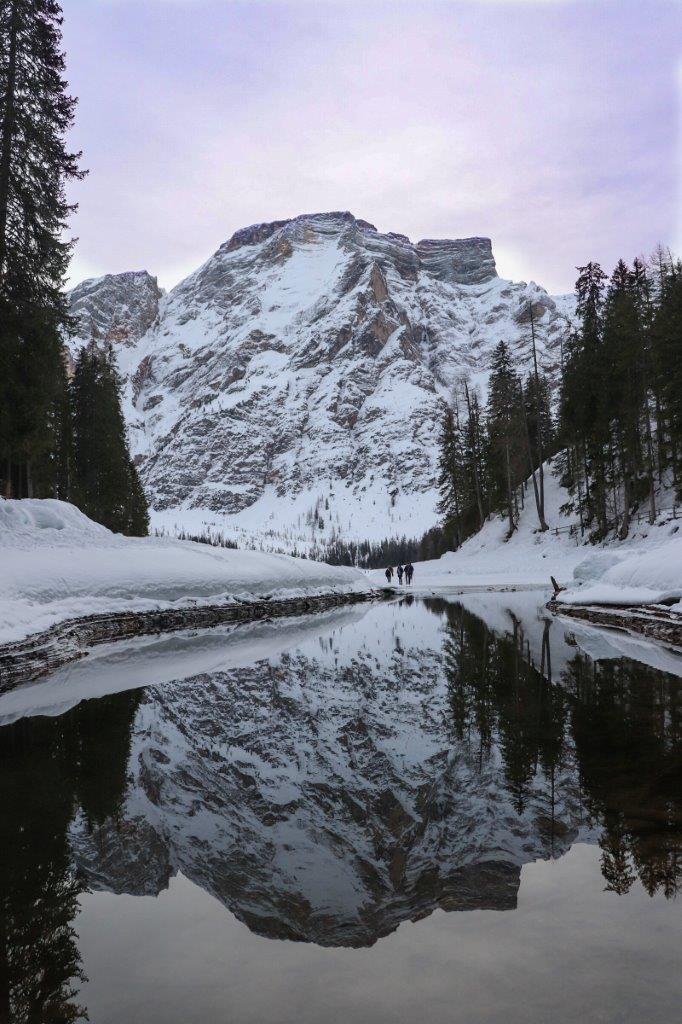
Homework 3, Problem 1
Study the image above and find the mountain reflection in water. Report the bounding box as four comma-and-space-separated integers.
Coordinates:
0, 594, 680, 1022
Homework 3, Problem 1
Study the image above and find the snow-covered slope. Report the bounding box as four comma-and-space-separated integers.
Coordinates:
68, 212, 573, 550
369, 458, 585, 588
0, 499, 370, 644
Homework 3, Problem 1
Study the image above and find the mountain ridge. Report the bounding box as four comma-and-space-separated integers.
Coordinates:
67, 211, 574, 549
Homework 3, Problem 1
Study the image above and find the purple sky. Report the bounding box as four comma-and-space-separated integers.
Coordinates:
63, 0, 681, 294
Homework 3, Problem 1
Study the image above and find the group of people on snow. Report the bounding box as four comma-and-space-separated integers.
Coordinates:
384, 562, 414, 585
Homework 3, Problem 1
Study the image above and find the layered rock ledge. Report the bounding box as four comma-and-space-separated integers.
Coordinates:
0, 588, 378, 691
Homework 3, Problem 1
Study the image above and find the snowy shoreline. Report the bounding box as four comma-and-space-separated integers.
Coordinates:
0, 500, 379, 686
0, 587, 376, 690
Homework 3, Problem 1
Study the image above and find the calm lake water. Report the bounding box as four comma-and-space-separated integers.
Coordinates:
1, 592, 681, 1024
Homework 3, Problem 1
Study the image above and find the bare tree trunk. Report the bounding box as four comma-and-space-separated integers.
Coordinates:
520, 379, 548, 530
619, 444, 631, 540
464, 382, 485, 530
644, 392, 657, 524
654, 393, 665, 484
505, 443, 515, 536
576, 460, 585, 536
529, 302, 546, 524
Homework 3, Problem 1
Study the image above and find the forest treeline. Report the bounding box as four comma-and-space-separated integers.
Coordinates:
437, 251, 682, 547
0, 0, 147, 534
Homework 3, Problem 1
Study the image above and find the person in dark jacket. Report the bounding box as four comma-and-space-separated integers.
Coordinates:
396, 564, 404, 584
405, 562, 414, 584
385, 566, 394, 583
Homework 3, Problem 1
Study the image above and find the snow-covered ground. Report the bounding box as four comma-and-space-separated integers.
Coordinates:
0, 500, 371, 645
151, 477, 439, 556
369, 464, 584, 589
369, 461, 682, 611
557, 534, 682, 612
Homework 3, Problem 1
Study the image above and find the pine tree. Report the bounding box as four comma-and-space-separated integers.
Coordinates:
0, 0, 84, 498
527, 302, 550, 529
651, 259, 682, 492
0, 0, 84, 308
521, 370, 553, 531
601, 259, 649, 536
463, 381, 487, 531
486, 341, 524, 536
71, 344, 149, 535
436, 404, 461, 547
128, 459, 150, 537
558, 262, 609, 537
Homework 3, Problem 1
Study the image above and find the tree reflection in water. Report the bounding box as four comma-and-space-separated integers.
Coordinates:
426, 597, 682, 899
0, 691, 141, 1023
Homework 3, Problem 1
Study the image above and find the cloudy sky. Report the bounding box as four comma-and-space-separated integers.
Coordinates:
64, 0, 681, 294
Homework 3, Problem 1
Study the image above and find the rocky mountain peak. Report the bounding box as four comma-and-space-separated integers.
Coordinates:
416, 236, 496, 285
68, 270, 163, 349
219, 212, 496, 286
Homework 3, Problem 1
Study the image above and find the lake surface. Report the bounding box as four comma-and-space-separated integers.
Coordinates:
1, 592, 681, 1023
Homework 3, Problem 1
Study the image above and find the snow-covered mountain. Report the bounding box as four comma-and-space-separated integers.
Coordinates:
67, 212, 573, 549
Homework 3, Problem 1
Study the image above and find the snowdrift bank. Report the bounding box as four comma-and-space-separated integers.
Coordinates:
0, 500, 372, 645
558, 531, 682, 612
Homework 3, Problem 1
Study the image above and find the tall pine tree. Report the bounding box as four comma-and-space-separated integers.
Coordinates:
0, 0, 84, 498
71, 344, 149, 535
486, 341, 525, 537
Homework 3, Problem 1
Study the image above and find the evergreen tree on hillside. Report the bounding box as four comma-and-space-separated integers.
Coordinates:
651, 259, 682, 491
559, 262, 609, 537
71, 344, 149, 534
520, 370, 553, 531
0, 0, 84, 307
486, 341, 524, 536
601, 259, 649, 534
463, 382, 487, 531
128, 459, 150, 537
437, 404, 462, 548
438, 391, 485, 549
0, 0, 84, 498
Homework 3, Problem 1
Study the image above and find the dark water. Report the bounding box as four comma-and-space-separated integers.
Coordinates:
1, 593, 681, 1023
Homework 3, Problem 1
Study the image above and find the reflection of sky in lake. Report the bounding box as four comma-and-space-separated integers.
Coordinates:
77, 845, 682, 1024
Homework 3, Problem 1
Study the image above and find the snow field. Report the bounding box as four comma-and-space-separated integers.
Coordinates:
0, 500, 372, 645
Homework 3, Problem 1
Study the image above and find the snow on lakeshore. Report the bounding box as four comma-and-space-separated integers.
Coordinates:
370, 464, 585, 589
368, 460, 682, 607
0, 500, 371, 645
557, 532, 682, 612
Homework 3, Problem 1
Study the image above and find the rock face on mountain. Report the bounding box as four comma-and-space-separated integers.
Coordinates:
70, 599, 584, 947
67, 212, 573, 547
68, 270, 163, 350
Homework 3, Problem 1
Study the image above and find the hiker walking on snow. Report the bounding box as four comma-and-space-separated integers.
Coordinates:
396, 564, 404, 584
405, 562, 414, 585
385, 566, 394, 583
